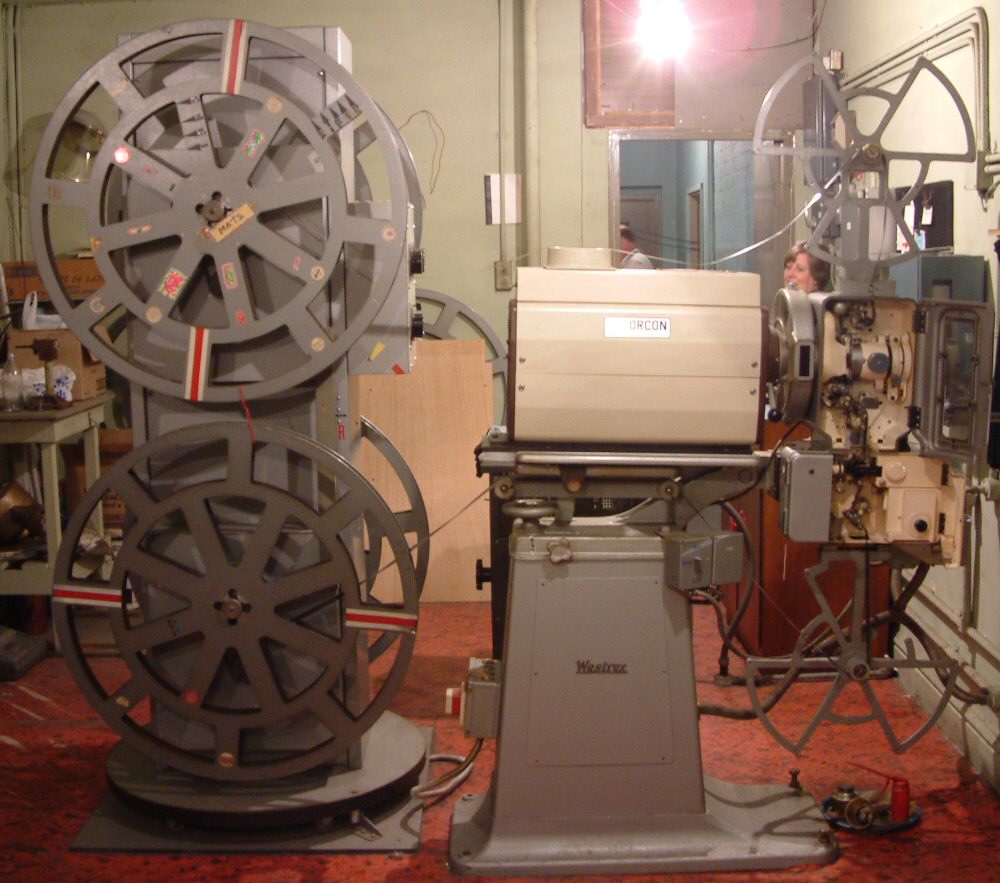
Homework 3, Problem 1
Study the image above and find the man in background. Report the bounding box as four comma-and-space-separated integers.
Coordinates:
620, 223, 655, 269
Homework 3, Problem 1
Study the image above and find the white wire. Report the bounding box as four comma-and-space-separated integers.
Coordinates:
410, 745, 482, 800
697, 189, 824, 268
410, 761, 475, 800
612, 191, 822, 270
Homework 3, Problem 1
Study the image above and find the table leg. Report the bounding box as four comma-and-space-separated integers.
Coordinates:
38, 440, 62, 577
82, 422, 104, 536
38, 440, 62, 652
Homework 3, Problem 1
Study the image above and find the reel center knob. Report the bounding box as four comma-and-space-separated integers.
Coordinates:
198, 191, 228, 223
216, 588, 251, 623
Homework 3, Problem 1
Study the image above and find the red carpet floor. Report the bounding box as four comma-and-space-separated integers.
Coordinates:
1, 601, 998, 882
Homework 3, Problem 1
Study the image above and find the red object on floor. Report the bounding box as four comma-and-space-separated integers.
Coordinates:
1, 602, 998, 882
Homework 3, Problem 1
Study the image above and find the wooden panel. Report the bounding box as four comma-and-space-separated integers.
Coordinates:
351, 339, 493, 602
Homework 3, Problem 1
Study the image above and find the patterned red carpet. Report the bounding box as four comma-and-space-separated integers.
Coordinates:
1, 602, 998, 882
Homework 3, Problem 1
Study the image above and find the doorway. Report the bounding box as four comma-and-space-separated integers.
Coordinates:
621, 186, 663, 264
687, 187, 701, 268
612, 134, 791, 299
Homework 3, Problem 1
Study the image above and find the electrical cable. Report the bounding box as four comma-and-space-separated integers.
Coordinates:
807, 562, 989, 705
709, 416, 820, 508
612, 181, 825, 270
713, 501, 758, 673
410, 738, 483, 802
399, 109, 445, 193
375, 486, 489, 577
698, 666, 798, 720
675, 425, 824, 677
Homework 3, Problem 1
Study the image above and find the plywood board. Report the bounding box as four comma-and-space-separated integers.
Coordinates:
351, 339, 493, 602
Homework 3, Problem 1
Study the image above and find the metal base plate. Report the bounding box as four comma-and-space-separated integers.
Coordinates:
73, 715, 430, 853
449, 775, 838, 876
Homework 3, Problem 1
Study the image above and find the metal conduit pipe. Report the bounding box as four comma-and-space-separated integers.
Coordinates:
840, 8, 992, 197
522, 0, 541, 267
840, 7, 988, 139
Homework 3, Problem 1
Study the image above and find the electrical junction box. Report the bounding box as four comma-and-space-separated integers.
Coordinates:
463, 657, 502, 739
888, 254, 985, 302
510, 267, 765, 445
775, 445, 833, 542
662, 531, 744, 590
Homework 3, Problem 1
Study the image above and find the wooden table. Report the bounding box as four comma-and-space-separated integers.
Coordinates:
0, 394, 109, 595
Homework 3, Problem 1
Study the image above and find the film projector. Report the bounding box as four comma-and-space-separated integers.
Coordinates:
33, 19, 431, 845
449, 55, 995, 874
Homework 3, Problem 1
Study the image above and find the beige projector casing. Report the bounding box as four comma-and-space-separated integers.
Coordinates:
510, 268, 765, 445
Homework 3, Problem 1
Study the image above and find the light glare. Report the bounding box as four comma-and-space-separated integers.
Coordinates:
636, 0, 692, 61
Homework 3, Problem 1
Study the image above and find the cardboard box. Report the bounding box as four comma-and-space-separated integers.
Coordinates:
9, 329, 107, 401
2, 258, 104, 302
64, 428, 132, 531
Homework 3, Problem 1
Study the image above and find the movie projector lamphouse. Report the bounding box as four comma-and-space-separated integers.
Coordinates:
31, 20, 432, 832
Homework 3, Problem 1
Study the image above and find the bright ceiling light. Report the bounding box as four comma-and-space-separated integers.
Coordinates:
635, 0, 692, 61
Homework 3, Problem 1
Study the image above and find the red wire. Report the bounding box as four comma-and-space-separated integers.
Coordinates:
238, 386, 256, 444
851, 760, 906, 803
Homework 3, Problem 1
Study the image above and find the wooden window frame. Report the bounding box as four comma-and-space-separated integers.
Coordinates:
584, 0, 676, 129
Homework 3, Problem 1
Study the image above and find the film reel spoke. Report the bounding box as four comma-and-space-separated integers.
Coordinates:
180, 499, 231, 576
236, 503, 290, 578
109, 141, 187, 201
209, 244, 257, 328
311, 697, 356, 737
238, 641, 288, 715
146, 241, 204, 322
119, 612, 198, 655
222, 102, 289, 184
265, 617, 345, 671
123, 550, 201, 601
98, 677, 151, 721
425, 298, 462, 337
112, 470, 158, 514
241, 223, 328, 285
94, 61, 146, 115
99, 209, 180, 252
318, 490, 370, 539
251, 173, 335, 215
267, 562, 342, 607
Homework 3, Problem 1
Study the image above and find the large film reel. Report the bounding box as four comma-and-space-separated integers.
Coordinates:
754, 55, 975, 285
745, 549, 958, 754
31, 19, 414, 401
416, 289, 508, 395
52, 422, 419, 782
360, 416, 429, 662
